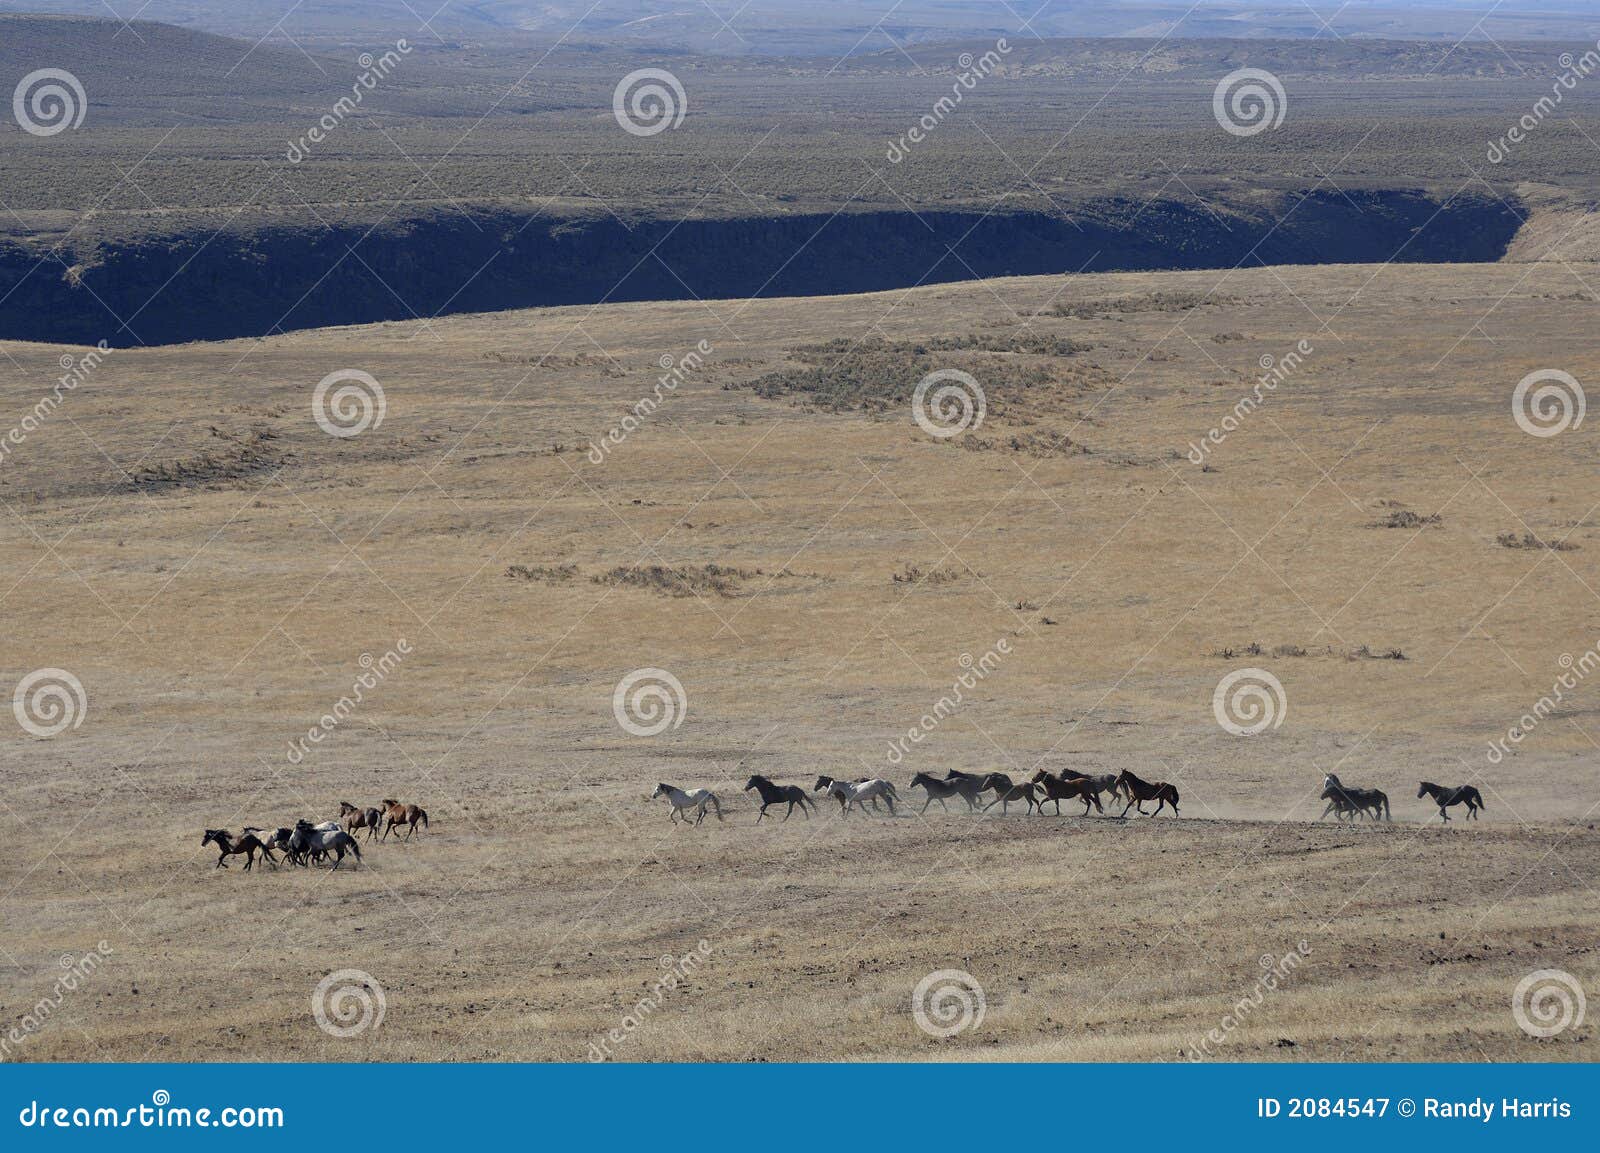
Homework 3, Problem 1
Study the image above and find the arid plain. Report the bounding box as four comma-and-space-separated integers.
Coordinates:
1, 254, 1597, 1061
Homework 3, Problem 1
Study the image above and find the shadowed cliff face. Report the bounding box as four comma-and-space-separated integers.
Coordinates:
0, 189, 1524, 347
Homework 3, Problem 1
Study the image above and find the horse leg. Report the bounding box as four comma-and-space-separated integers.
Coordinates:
1119, 798, 1134, 819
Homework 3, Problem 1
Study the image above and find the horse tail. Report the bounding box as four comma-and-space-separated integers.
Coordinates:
710, 793, 724, 821
1382, 794, 1391, 821
348, 837, 362, 860
1473, 788, 1485, 809
419, 807, 430, 828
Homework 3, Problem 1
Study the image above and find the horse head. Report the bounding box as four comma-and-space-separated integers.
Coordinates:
1416, 782, 1431, 798
650, 783, 670, 800
813, 775, 833, 792
743, 775, 762, 791
202, 829, 223, 847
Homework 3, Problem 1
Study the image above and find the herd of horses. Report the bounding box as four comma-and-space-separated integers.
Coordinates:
201, 799, 430, 872
652, 767, 1182, 825
652, 770, 1489, 827
1321, 774, 1486, 823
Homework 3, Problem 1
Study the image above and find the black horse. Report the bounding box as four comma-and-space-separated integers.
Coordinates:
743, 775, 815, 822
909, 772, 983, 813
1418, 781, 1484, 822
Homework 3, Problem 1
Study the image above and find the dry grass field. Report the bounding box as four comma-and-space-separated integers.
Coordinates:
1, 259, 1597, 1062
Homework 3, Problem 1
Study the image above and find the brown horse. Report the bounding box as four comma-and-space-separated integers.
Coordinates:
979, 773, 1039, 815
339, 801, 384, 840
202, 828, 276, 871
1029, 770, 1105, 816
1115, 770, 1180, 817
379, 798, 430, 841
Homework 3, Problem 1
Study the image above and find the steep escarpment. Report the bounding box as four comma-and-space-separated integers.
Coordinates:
0, 189, 1523, 347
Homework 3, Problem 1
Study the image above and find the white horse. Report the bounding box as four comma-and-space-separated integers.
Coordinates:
814, 775, 898, 816
650, 783, 724, 826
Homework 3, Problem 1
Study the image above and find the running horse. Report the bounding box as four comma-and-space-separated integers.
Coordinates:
743, 775, 815, 822
339, 801, 384, 840
979, 773, 1039, 815
814, 776, 898, 816
1114, 769, 1180, 817
909, 772, 983, 813
202, 828, 276, 871
379, 798, 430, 841
1418, 781, 1485, 822
650, 783, 724, 826
1029, 770, 1105, 816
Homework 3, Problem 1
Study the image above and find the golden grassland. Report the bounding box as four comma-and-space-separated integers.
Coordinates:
0, 259, 1597, 1061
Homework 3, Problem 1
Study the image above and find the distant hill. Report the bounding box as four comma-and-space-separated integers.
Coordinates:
1, 0, 1597, 54
0, 15, 345, 124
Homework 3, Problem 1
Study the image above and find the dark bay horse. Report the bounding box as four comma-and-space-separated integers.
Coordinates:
1115, 770, 1180, 817
202, 828, 276, 871
1418, 781, 1484, 822
979, 773, 1038, 815
1030, 770, 1105, 816
743, 774, 815, 821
